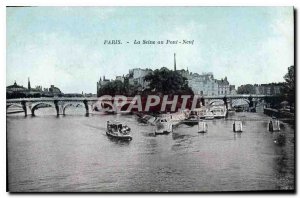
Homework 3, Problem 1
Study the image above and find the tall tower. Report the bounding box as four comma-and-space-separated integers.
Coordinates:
28, 77, 31, 90
174, 53, 176, 71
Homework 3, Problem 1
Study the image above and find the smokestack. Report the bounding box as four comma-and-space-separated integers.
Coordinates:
174, 53, 176, 71
28, 77, 31, 90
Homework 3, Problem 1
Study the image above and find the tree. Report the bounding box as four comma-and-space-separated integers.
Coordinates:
143, 67, 193, 95
237, 84, 256, 94
282, 65, 295, 110
98, 80, 127, 96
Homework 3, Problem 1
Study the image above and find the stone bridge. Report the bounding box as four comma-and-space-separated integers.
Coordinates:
6, 97, 134, 116
201, 94, 276, 109
6, 95, 278, 116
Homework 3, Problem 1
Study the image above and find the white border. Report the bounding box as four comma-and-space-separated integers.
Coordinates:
1, 0, 298, 197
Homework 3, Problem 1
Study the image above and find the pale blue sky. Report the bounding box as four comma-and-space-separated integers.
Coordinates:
7, 7, 294, 93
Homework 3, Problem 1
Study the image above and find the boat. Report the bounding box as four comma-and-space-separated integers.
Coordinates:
106, 121, 132, 140
167, 111, 189, 126
204, 111, 214, 120
233, 121, 243, 132
183, 114, 200, 126
155, 117, 173, 135
210, 105, 227, 118
198, 121, 208, 133
268, 119, 280, 132
191, 107, 207, 119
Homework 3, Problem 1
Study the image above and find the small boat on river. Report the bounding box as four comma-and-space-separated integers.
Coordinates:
106, 121, 132, 140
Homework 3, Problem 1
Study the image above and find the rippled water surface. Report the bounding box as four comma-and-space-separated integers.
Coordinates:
7, 109, 295, 192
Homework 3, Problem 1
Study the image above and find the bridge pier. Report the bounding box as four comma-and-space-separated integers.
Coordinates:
200, 98, 205, 106
53, 100, 61, 116
83, 99, 88, 115
31, 108, 35, 117
223, 96, 228, 110
21, 101, 27, 117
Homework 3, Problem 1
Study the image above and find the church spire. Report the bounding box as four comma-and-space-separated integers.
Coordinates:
28, 77, 31, 90
174, 53, 176, 71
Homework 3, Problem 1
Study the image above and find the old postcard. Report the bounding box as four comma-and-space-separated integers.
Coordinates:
6, 7, 295, 192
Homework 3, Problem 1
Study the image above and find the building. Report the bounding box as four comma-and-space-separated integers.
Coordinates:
97, 76, 110, 94
230, 85, 236, 95
96, 54, 236, 96
128, 68, 152, 90
6, 78, 43, 97
254, 83, 283, 95
217, 77, 231, 95
7, 78, 63, 98
6, 81, 28, 93
177, 68, 191, 79
115, 75, 125, 83
49, 85, 62, 95
187, 73, 219, 96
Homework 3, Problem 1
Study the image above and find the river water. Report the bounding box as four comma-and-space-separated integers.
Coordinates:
7, 108, 295, 192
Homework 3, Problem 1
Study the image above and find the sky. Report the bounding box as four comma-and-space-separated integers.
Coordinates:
6, 7, 294, 94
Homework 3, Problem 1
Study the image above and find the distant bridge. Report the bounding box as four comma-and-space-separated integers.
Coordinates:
6, 95, 278, 116
202, 94, 272, 108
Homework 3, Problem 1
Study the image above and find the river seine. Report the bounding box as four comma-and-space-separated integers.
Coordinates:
7, 108, 295, 192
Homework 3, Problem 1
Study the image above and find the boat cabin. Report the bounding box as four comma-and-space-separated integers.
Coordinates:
107, 121, 130, 134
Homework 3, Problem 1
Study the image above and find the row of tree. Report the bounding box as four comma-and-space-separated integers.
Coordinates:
282, 65, 295, 107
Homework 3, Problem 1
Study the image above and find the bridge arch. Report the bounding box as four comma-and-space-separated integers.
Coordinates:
231, 98, 250, 107
63, 103, 85, 115
209, 99, 225, 106
6, 103, 23, 110
31, 102, 56, 116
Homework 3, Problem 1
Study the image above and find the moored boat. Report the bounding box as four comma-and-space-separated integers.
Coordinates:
210, 105, 227, 118
204, 111, 214, 120
191, 107, 207, 119
106, 121, 132, 140
183, 114, 199, 126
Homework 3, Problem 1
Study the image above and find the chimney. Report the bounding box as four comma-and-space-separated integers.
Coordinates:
174, 53, 176, 71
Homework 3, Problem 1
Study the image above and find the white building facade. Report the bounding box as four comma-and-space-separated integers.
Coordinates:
128, 68, 152, 90
187, 73, 219, 96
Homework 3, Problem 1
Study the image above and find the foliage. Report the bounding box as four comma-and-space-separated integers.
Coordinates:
97, 80, 127, 96
282, 65, 295, 106
237, 84, 256, 94
143, 67, 193, 95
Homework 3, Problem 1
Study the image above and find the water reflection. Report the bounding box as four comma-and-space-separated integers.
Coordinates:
233, 132, 242, 140
106, 136, 132, 145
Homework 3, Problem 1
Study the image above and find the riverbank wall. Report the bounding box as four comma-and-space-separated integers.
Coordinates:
264, 108, 295, 119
